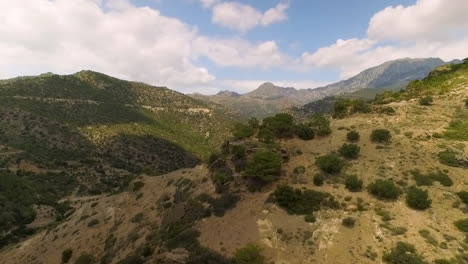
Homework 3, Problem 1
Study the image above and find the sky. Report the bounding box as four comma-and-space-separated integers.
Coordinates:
0, 0, 467, 94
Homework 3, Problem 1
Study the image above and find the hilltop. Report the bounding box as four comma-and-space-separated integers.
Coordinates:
1, 60, 467, 264
192, 58, 451, 118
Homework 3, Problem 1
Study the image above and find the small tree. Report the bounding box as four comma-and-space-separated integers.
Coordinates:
345, 175, 363, 192
464, 98, 468, 108
257, 127, 274, 143
419, 96, 433, 106
315, 154, 344, 174
295, 124, 315, 140
456, 191, 468, 204
234, 244, 265, 264
262, 113, 295, 138
368, 179, 400, 200
406, 187, 432, 210
338, 143, 360, 159
371, 129, 391, 143
346, 130, 360, 142
244, 150, 282, 183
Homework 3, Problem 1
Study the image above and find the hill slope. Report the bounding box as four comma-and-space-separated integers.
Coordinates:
0, 71, 237, 247
1, 61, 467, 264
193, 58, 448, 118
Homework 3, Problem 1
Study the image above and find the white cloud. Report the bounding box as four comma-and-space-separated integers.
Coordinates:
301, 0, 468, 79
200, 0, 220, 8
368, 0, 468, 42
194, 37, 287, 68
0, 0, 290, 93
209, 1, 289, 32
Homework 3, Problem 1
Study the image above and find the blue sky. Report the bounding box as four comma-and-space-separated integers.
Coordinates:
0, 0, 467, 94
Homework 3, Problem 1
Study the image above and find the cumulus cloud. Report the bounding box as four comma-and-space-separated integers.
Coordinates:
368, 0, 468, 42
209, 1, 289, 32
194, 38, 287, 68
301, 0, 468, 79
0, 0, 288, 93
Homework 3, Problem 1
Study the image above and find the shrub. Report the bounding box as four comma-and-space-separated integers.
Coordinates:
62, 248, 73, 263
456, 191, 468, 204
338, 144, 360, 159
438, 150, 463, 167
454, 219, 468, 232
232, 123, 255, 140
315, 154, 344, 174
342, 217, 356, 228
345, 175, 363, 192
262, 113, 295, 138
133, 181, 144, 192
234, 244, 264, 264
371, 129, 391, 143
368, 179, 400, 200
308, 114, 332, 136
74, 254, 95, 264
117, 255, 144, 264
257, 127, 274, 143
313, 174, 325, 186
87, 219, 99, 227
418, 96, 434, 106
304, 214, 316, 223
346, 130, 360, 142
270, 185, 330, 215
406, 187, 432, 210
383, 242, 427, 264
295, 124, 315, 140
244, 150, 282, 183
465, 98, 468, 108
411, 170, 453, 187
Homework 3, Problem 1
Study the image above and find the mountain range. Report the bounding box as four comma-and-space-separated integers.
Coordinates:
191, 57, 459, 118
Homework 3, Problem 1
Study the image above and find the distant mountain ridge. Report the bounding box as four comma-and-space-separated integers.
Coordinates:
191, 57, 453, 118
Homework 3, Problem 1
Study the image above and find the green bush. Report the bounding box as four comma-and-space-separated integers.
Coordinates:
233, 244, 265, 264
342, 217, 356, 228
411, 170, 453, 187
465, 98, 468, 108
270, 185, 330, 215
345, 175, 363, 192
232, 123, 255, 140
338, 143, 360, 159
308, 114, 332, 136
371, 129, 392, 143
313, 174, 325, 186
454, 219, 468, 232
244, 150, 282, 183
406, 187, 431, 210
62, 248, 73, 263
438, 150, 462, 167
456, 191, 468, 204
346, 130, 360, 142
368, 179, 400, 200
383, 242, 427, 264
315, 154, 344, 174
262, 113, 295, 138
257, 127, 274, 143
418, 96, 434, 106
295, 124, 315, 140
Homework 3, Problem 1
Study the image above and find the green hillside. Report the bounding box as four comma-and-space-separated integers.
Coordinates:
0, 71, 237, 245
